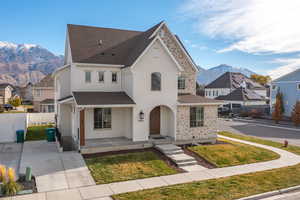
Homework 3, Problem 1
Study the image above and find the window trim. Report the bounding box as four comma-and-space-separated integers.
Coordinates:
98, 71, 105, 83
190, 106, 204, 128
85, 71, 92, 83
178, 76, 186, 90
94, 108, 112, 129
151, 72, 161, 91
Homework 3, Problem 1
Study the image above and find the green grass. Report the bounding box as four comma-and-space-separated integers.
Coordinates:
219, 131, 300, 156
85, 151, 178, 184
188, 138, 279, 167
113, 163, 300, 200
25, 125, 53, 141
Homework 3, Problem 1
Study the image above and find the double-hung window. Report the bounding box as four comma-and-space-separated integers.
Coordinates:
190, 107, 204, 127
94, 108, 111, 129
151, 72, 161, 91
178, 76, 185, 89
297, 83, 300, 90
85, 71, 91, 83
112, 72, 117, 83
98, 71, 104, 83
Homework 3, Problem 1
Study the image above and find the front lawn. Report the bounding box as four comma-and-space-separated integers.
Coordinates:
25, 125, 53, 141
114, 163, 300, 200
84, 150, 179, 184
219, 131, 300, 156
188, 138, 279, 167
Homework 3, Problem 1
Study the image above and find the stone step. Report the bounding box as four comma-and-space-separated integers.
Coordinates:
155, 144, 181, 153
177, 161, 198, 167
164, 149, 184, 155
169, 153, 196, 163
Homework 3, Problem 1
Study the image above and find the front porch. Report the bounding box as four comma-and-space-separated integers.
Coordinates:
81, 136, 174, 154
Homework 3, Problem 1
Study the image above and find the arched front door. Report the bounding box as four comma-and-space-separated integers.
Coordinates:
150, 106, 160, 135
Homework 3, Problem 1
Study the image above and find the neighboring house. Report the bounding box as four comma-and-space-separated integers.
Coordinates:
15, 82, 33, 104
54, 21, 223, 151
32, 75, 55, 112
271, 68, 300, 117
205, 72, 266, 106
0, 83, 14, 105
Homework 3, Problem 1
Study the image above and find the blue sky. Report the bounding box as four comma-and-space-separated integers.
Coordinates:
1, 0, 300, 79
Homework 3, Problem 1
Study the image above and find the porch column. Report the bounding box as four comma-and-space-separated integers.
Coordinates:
80, 109, 85, 146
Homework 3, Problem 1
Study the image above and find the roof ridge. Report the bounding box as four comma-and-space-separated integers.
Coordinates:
67, 24, 142, 33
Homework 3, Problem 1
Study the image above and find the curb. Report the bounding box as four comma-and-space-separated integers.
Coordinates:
237, 185, 300, 200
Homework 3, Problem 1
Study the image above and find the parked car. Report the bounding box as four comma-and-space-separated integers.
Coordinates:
218, 106, 230, 116
3, 104, 13, 111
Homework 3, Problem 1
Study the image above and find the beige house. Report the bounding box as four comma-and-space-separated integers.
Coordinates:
0, 84, 14, 105
32, 75, 55, 112
54, 21, 223, 152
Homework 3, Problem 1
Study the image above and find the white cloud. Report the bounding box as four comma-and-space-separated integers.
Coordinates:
181, 0, 300, 54
267, 56, 300, 80
183, 39, 207, 50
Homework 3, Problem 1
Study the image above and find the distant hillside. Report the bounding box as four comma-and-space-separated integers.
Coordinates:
0, 41, 63, 86
197, 64, 256, 85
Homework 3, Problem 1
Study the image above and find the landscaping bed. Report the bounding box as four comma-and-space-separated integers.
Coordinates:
113, 163, 300, 200
83, 148, 181, 184
185, 138, 279, 167
25, 125, 53, 141
218, 131, 300, 155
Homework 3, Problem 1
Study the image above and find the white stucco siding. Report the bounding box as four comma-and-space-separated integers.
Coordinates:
131, 40, 179, 141
84, 107, 132, 139
56, 67, 71, 99
160, 106, 174, 138
121, 68, 134, 98
71, 65, 122, 92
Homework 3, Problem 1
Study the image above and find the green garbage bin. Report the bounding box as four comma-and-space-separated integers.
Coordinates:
46, 128, 56, 142
16, 130, 24, 143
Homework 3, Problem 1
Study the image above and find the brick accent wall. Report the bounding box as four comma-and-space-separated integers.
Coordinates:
176, 105, 218, 141
158, 26, 197, 95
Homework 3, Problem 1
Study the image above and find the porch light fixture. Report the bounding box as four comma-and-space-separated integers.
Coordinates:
139, 110, 144, 121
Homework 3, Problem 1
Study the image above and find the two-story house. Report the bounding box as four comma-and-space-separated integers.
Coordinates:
0, 83, 14, 105
54, 22, 223, 152
271, 68, 300, 117
32, 74, 55, 112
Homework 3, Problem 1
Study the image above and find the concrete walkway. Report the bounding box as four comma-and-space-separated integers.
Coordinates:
2, 136, 300, 200
19, 141, 95, 192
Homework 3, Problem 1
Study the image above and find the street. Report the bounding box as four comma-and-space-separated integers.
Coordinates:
218, 119, 300, 146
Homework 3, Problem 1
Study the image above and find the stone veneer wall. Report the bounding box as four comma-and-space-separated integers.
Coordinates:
158, 26, 197, 95
176, 105, 218, 141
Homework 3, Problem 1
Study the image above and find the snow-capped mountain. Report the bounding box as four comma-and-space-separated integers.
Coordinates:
197, 64, 256, 85
0, 41, 63, 86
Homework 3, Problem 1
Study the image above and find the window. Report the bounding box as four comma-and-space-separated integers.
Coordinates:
94, 108, 111, 129
190, 107, 204, 127
272, 85, 277, 90
98, 71, 104, 83
209, 91, 211, 96
35, 89, 42, 97
178, 76, 185, 89
216, 90, 219, 96
213, 91, 215, 96
151, 72, 161, 91
298, 83, 300, 90
48, 105, 54, 113
85, 71, 91, 83
112, 72, 117, 83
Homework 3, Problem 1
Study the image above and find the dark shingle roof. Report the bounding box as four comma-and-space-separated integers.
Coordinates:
0, 83, 14, 89
40, 98, 54, 104
33, 74, 54, 87
68, 22, 163, 66
205, 72, 265, 90
216, 87, 265, 101
73, 92, 135, 106
178, 95, 223, 104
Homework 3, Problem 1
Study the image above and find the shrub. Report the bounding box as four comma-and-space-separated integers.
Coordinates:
0, 165, 6, 183
0, 167, 21, 196
291, 101, 300, 126
272, 92, 284, 123
0, 105, 4, 113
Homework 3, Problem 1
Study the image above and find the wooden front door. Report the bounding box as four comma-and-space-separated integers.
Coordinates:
80, 109, 85, 146
150, 106, 160, 135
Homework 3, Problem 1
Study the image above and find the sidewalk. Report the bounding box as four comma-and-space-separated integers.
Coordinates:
2, 135, 300, 200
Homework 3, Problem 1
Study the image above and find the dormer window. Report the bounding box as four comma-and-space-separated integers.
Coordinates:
151, 72, 161, 91
178, 76, 186, 89
98, 71, 104, 83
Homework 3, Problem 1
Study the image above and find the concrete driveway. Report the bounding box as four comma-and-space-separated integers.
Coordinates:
0, 143, 22, 175
19, 141, 95, 192
218, 119, 300, 146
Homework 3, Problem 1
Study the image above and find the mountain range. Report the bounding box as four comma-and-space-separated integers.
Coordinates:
197, 64, 256, 85
0, 41, 63, 86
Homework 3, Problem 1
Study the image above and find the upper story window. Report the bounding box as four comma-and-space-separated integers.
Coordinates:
190, 107, 204, 127
112, 72, 117, 83
151, 72, 161, 91
35, 89, 42, 97
85, 71, 91, 83
94, 108, 111, 129
178, 76, 186, 89
98, 71, 104, 83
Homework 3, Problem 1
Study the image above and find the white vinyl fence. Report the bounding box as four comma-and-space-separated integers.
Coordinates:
0, 113, 55, 143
